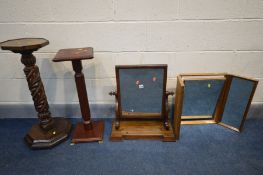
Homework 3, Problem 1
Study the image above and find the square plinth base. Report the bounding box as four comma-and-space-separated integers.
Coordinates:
24, 117, 72, 149
110, 120, 176, 142
71, 120, 104, 144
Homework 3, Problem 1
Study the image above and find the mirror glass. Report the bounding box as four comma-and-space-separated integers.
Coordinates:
182, 79, 225, 119
119, 68, 164, 113
221, 77, 255, 129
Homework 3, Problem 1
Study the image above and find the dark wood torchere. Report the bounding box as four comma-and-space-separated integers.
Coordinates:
0, 38, 72, 149
53, 47, 104, 143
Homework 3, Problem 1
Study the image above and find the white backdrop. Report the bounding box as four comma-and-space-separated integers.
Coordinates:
0, 0, 262, 105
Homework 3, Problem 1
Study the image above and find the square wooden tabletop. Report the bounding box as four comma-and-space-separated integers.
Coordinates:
53, 47, 93, 62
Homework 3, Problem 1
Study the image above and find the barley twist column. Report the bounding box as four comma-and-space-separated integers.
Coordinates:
0, 38, 72, 149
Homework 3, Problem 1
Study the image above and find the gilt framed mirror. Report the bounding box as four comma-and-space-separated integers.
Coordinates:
174, 73, 258, 139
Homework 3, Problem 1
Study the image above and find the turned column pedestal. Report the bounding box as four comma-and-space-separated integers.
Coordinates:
53, 47, 104, 143
0, 38, 71, 149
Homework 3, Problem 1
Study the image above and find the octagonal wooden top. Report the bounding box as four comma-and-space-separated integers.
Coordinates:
0, 38, 49, 53
53, 47, 94, 62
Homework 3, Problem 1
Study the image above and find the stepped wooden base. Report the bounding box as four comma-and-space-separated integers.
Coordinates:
24, 117, 72, 149
110, 120, 176, 142
71, 120, 104, 144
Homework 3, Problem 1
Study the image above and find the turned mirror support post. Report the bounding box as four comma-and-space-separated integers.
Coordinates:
109, 91, 120, 129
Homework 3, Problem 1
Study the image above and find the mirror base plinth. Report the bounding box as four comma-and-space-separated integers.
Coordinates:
24, 118, 71, 149
110, 120, 176, 142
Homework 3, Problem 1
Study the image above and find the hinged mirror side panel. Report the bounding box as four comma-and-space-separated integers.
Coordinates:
174, 75, 184, 139
218, 75, 258, 132
213, 74, 232, 123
